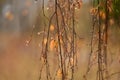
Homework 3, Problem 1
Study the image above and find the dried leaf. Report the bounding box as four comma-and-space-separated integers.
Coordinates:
57, 68, 62, 78
101, 12, 106, 20
70, 58, 74, 66
50, 39, 57, 51
50, 25, 55, 31
5, 11, 14, 21
44, 38, 47, 45
109, 19, 114, 25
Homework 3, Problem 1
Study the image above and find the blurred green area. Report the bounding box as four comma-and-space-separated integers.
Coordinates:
112, 0, 120, 25
0, 0, 5, 4
93, 0, 120, 26
0, 0, 5, 13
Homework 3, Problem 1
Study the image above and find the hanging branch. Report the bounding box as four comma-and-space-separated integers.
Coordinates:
35, 0, 82, 80
55, 0, 65, 79
97, 0, 104, 79
86, 10, 97, 75
39, 0, 55, 80
84, 0, 110, 80
103, 0, 109, 79
71, 3, 75, 80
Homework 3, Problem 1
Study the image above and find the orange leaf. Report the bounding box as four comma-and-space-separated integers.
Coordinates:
44, 38, 47, 45
5, 11, 14, 21
109, 19, 114, 25
50, 25, 55, 31
57, 68, 62, 78
101, 12, 106, 20
50, 39, 56, 51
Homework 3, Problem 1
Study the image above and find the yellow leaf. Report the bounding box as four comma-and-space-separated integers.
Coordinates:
70, 58, 74, 66
109, 19, 114, 25
101, 12, 106, 20
57, 68, 62, 78
44, 38, 47, 45
60, 35, 63, 44
99, 11, 103, 17
50, 39, 56, 51
90, 8, 97, 15
5, 11, 14, 21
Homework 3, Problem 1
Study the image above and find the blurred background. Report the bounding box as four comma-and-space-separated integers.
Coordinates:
0, 0, 41, 35
0, 0, 43, 80
0, 0, 120, 80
